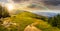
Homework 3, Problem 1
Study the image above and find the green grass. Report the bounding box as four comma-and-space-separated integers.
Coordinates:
0, 11, 60, 31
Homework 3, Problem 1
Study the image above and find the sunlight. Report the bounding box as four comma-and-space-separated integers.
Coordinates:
6, 4, 14, 11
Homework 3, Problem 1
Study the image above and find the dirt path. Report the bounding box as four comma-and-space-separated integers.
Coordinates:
24, 25, 42, 31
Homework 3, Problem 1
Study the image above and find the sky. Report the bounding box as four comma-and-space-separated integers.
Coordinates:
0, 0, 60, 13
30, 10, 60, 13
32, 12, 58, 17
0, 0, 60, 17
0, 0, 8, 3
30, 10, 60, 17
0, 0, 60, 5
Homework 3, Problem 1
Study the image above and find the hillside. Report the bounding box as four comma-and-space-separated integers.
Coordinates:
0, 11, 60, 31
10, 11, 48, 31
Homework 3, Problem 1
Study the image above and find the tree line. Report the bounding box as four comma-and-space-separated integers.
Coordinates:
48, 14, 60, 28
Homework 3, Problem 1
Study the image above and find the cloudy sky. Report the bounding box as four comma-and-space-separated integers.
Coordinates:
30, 10, 60, 17
0, 0, 8, 3
0, 0, 60, 17
0, 0, 60, 4
0, 0, 60, 5
0, 0, 60, 11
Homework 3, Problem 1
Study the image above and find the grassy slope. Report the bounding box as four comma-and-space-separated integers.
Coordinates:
1, 11, 60, 31
10, 11, 43, 31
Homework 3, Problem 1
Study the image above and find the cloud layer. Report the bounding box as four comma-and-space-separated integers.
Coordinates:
43, 0, 60, 6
